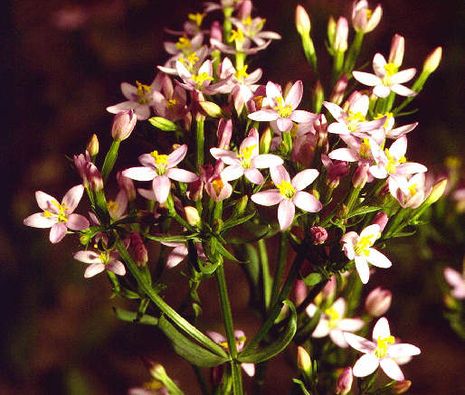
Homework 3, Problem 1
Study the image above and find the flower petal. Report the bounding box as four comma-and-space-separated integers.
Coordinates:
353, 354, 379, 377
278, 199, 295, 230
266, 81, 282, 100
339, 318, 365, 332
248, 109, 278, 122
293, 191, 322, 213
373, 84, 391, 98
221, 165, 244, 182
353, 71, 380, 87
36, 191, 58, 212
252, 154, 283, 169
344, 333, 376, 353
123, 166, 157, 181
49, 222, 67, 243
276, 117, 293, 132
285, 80, 303, 109
270, 165, 290, 186
367, 248, 392, 268
380, 358, 404, 381
166, 244, 188, 268
167, 168, 198, 183
67, 214, 90, 231
391, 84, 416, 97
373, 53, 387, 76
168, 144, 188, 167
244, 168, 264, 184
153, 175, 171, 204
373, 317, 391, 340
84, 263, 106, 278
391, 68, 416, 84
107, 260, 126, 276
292, 169, 319, 190
23, 213, 55, 228
329, 329, 349, 348
312, 319, 330, 338
241, 363, 255, 377
388, 343, 421, 359
74, 250, 101, 264
291, 110, 316, 123
355, 256, 370, 284
251, 190, 282, 206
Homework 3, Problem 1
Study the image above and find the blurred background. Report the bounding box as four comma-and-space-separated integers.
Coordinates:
3, 0, 465, 393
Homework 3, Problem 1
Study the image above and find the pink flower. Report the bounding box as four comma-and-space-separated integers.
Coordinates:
345, 317, 421, 381
111, 109, 137, 141
152, 74, 187, 121
352, 0, 383, 33
310, 298, 364, 348
24, 185, 89, 243
341, 224, 391, 284
161, 241, 206, 269
388, 173, 427, 209
74, 249, 126, 278
444, 267, 465, 299
251, 165, 322, 230
176, 59, 230, 95
336, 367, 353, 395
74, 152, 103, 191
353, 53, 416, 98
210, 128, 283, 184
248, 81, 317, 132
122, 144, 198, 204
365, 287, 392, 317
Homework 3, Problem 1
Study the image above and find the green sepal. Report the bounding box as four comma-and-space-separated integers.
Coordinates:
303, 272, 323, 287
113, 307, 158, 326
158, 315, 230, 367
238, 300, 297, 364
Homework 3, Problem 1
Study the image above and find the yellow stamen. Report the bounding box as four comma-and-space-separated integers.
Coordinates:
229, 28, 245, 43
167, 98, 178, 108
136, 81, 152, 104
188, 12, 205, 27
178, 52, 200, 69
375, 335, 395, 359
325, 306, 341, 328
359, 138, 372, 159
238, 144, 256, 168
347, 111, 366, 132
354, 233, 378, 256
192, 72, 214, 88
385, 149, 406, 174
212, 178, 224, 195
175, 36, 192, 52
274, 96, 293, 118
151, 150, 169, 174
235, 64, 249, 81
277, 180, 296, 199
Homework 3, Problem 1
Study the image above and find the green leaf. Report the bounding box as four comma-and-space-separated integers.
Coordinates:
303, 272, 323, 287
238, 300, 297, 364
347, 205, 380, 219
146, 233, 199, 243
113, 307, 158, 326
292, 378, 312, 395
221, 211, 257, 232
158, 315, 230, 367
148, 116, 178, 131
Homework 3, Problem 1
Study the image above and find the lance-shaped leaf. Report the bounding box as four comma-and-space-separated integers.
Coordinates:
158, 315, 230, 367
346, 205, 381, 219
238, 300, 297, 364
145, 233, 200, 243
221, 211, 257, 232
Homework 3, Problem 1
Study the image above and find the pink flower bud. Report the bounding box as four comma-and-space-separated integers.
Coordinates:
365, 287, 392, 316
293, 279, 307, 305
330, 76, 348, 105
352, 1, 382, 33
129, 232, 148, 267
389, 34, 405, 67
217, 118, 232, 149
352, 162, 369, 188
334, 17, 349, 52
210, 20, 222, 43
86, 133, 99, 157
310, 226, 328, 245
393, 380, 412, 394
184, 206, 201, 226
295, 5, 311, 35
238, 0, 252, 20
336, 367, 353, 395
111, 110, 137, 141
74, 153, 103, 191
372, 211, 388, 232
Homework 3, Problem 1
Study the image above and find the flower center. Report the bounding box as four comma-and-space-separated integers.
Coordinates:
229, 28, 245, 44
408, 183, 418, 196
192, 72, 214, 89
277, 180, 296, 199
151, 150, 169, 174
179, 53, 200, 69
99, 252, 110, 265
354, 233, 378, 256
385, 149, 407, 174
359, 138, 372, 159
238, 144, 256, 168
274, 96, 293, 118
49, 200, 68, 223
375, 335, 395, 359
235, 65, 249, 81
382, 63, 399, 86
347, 111, 366, 132
211, 177, 225, 195
167, 98, 178, 108
175, 36, 192, 52
325, 305, 341, 328
136, 81, 152, 104
188, 12, 205, 27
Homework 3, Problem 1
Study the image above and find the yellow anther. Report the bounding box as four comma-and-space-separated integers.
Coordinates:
175, 36, 192, 51
354, 233, 378, 256
385, 149, 406, 174
359, 138, 372, 159
192, 72, 213, 88
99, 252, 110, 264
179, 52, 200, 68
136, 81, 152, 104
274, 96, 293, 118
277, 180, 296, 199
167, 98, 178, 108
408, 183, 418, 196
212, 178, 224, 195
242, 16, 253, 26
188, 12, 205, 27
235, 64, 249, 80
238, 144, 256, 167
347, 111, 366, 132
229, 28, 245, 43
375, 335, 395, 359
325, 306, 341, 328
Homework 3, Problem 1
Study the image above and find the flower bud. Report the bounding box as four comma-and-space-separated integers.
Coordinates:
297, 346, 312, 376
210, 20, 223, 43
238, 0, 252, 20
86, 133, 99, 157
129, 232, 148, 267
393, 380, 412, 394
352, 1, 382, 33
336, 367, 353, 395
293, 279, 307, 305
352, 162, 369, 188
259, 128, 273, 154
199, 101, 224, 118
365, 287, 392, 316
111, 110, 137, 141
424, 178, 447, 205
372, 211, 389, 232
327, 16, 336, 48
184, 206, 201, 226
310, 226, 328, 245
149, 116, 178, 131
295, 5, 311, 35
217, 118, 232, 149
313, 80, 324, 113
423, 46, 442, 74
334, 17, 349, 52
389, 34, 405, 67
330, 76, 348, 105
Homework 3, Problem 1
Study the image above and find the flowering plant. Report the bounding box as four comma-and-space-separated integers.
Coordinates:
24, 0, 445, 393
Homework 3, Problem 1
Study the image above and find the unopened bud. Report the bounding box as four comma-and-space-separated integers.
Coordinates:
310, 226, 328, 245
352, 1, 383, 33
87, 134, 99, 157
184, 206, 201, 226
210, 20, 223, 42
365, 287, 392, 316
389, 34, 405, 67
335, 367, 353, 395
393, 380, 412, 394
352, 162, 369, 188
199, 101, 224, 118
233, 195, 249, 217
313, 80, 324, 112
425, 178, 447, 205
423, 46, 442, 74
334, 17, 349, 52
297, 346, 312, 376
149, 116, 178, 132
259, 127, 273, 154
372, 211, 389, 232
327, 16, 336, 48
295, 5, 311, 35
217, 118, 232, 149
129, 232, 148, 267
330, 76, 348, 105
111, 110, 137, 141
293, 279, 307, 305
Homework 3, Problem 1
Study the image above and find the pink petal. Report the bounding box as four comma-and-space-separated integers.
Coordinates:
380, 359, 404, 381
138, 154, 156, 168
252, 154, 283, 169
167, 168, 198, 183
292, 169, 319, 190
49, 222, 67, 243
198, 60, 212, 76
328, 148, 358, 162
168, 144, 188, 168
23, 213, 55, 228
328, 122, 350, 135
107, 260, 126, 276
121, 82, 137, 100
35, 191, 58, 212
276, 117, 293, 132
293, 191, 322, 213
367, 248, 392, 268
153, 175, 171, 204
329, 329, 349, 348
106, 101, 137, 114
285, 80, 303, 109
355, 256, 370, 284
166, 244, 188, 268
391, 68, 416, 84
351, 94, 370, 115
221, 165, 244, 182
372, 317, 391, 340
278, 199, 295, 230
291, 110, 315, 123
266, 81, 282, 100
251, 190, 283, 206
248, 109, 278, 122
210, 148, 239, 165
270, 165, 290, 186
360, 224, 381, 239
84, 263, 106, 278
339, 318, 364, 332
387, 122, 418, 139
67, 214, 90, 231
444, 267, 465, 288
134, 104, 151, 120
241, 363, 255, 377
244, 168, 264, 184
389, 136, 407, 158
74, 250, 101, 264
353, 354, 379, 377
396, 162, 427, 175
344, 333, 376, 353
391, 84, 416, 97
123, 167, 156, 182
353, 71, 380, 87
323, 101, 344, 121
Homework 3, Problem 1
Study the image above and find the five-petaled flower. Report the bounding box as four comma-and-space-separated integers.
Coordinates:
123, 144, 198, 204
74, 249, 126, 278
345, 317, 421, 381
251, 165, 322, 230
341, 224, 391, 284
444, 266, 465, 299
24, 185, 90, 244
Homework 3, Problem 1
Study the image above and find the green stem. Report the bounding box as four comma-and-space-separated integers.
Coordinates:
344, 31, 364, 73
196, 114, 205, 169
192, 365, 210, 395
101, 139, 121, 182
257, 238, 272, 311
223, 7, 234, 42
270, 233, 288, 308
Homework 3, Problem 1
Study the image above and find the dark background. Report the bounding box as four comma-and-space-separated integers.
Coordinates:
2, 0, 465, 393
